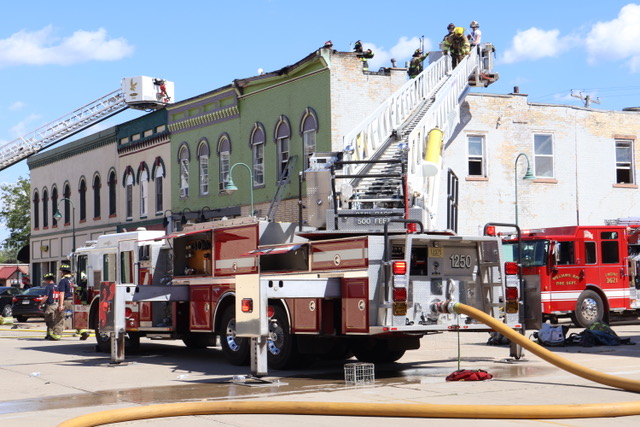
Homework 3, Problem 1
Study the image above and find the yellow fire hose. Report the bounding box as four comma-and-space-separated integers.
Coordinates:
58, 303, 640, 426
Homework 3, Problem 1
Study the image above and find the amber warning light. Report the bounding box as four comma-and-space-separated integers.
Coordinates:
241, 298, 253, 313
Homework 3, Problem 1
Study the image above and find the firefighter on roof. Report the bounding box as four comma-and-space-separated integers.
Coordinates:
408, 48, 430, 79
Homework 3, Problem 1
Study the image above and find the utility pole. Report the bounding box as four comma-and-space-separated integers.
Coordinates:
571, 90, 600, 108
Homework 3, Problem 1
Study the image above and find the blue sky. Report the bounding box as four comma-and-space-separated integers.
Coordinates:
0, 1, 639, 241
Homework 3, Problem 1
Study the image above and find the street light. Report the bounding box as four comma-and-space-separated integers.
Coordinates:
53, 197, 76, 254
224, 162, 254, 217
514, 153, 536, 226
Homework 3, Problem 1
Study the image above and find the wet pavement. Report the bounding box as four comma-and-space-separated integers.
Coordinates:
1, 319, 640, 426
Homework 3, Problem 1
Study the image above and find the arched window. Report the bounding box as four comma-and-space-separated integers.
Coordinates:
93, 175, 101, 219
300, 107, 318, 171
217, 134, 231, 191
108, 170, 117, 217
63, 184, 71, 224
274, 115, 291, 182
42, 189, 49, 228
178, 143, 190, 198
33, 191, 40, 230
250, 123, 265, 186
79, 178, 87, 222
51, 186, 58, 227
197, 139, 210, 195
124, 169, 134, 219
153, 159, 165, 214
139, 164, 149, 217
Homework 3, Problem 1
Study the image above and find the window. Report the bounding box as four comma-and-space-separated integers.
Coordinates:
534, 134, 554, 178
556, 241, 575, 265
615, 139, 634, 184
125, 172, 134, 219
585, 241, 597, 264
155, 163, 164, 214
63, 185, 71, 224
43, 189, 49, 228
251, 123, 265, 186
33, 191, 40, 229
275, 116, 291, 182
93, 176, 101, 219
218, 134, 231, 191
108, 170, 117, 216
139, 167, 149, 217
79, 179, 87, 222
467, 135, 485, 176
51, 187, 58, 227
178, 144, 190, 198
198, 140, 210, 195
300, 108, 318, 172
446, 169, 458, 233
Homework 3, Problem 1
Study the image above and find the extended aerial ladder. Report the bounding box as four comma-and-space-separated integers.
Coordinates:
0, 76, 174, 172
309, 44, 497, 232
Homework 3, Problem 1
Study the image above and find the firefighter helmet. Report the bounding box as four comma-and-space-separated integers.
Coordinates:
59, 264, 71, 272
413, 48, 422, 57
470, 20, 479, 28
43, 273, 55, 281
447, 23, 455, 30
454, 27, 464, 36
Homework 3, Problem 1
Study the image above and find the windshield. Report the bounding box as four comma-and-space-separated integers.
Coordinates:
22, 287, 46, 295
502, 239, 550, 267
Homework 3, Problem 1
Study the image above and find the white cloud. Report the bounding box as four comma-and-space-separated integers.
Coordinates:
9, 101, 25, 111
0, 26, 134, 68
9, 114, 41, 138
364, 36, 433, 70
585, 4, 640, 72
501, 27, 574, 64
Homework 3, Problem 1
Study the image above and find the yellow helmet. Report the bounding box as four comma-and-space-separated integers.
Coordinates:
454, 27, 464, 36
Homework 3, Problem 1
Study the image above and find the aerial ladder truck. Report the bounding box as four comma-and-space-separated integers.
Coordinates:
0, 76, 174, 171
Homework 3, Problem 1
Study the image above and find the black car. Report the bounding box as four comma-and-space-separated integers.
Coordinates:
11, 287, 47, 322
0, 286, 22, 317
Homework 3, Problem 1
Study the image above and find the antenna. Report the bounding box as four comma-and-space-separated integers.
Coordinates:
571, 90, 600, 108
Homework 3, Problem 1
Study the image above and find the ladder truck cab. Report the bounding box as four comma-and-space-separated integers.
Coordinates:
500, 224, 640, 330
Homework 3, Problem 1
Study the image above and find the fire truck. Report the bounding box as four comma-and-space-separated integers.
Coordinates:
72, 215, 518, 370
67, 42, 517, 371
500, 224, 640, 330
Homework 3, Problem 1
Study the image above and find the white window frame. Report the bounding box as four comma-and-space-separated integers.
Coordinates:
615, 139, 635, 184
467, 134, 485, 176
125, 174, 134, 219
155, 165, 164, 214
533, 133, 554, 178
140, 169, 148, 217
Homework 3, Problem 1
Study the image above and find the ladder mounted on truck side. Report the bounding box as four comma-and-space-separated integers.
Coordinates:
0, 76, 174, 172
305, 43, 498, 233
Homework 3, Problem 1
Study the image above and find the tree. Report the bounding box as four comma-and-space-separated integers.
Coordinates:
0, 176, 30, 256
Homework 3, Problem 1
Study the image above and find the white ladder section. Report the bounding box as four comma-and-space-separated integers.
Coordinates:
0, 89, 128, 171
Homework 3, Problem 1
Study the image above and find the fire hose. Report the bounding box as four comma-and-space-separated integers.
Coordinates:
58, 302, 640, 426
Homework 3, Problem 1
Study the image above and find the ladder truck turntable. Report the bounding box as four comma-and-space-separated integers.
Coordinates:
68, 42, 523, 373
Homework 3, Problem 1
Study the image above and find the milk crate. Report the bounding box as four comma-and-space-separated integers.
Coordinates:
344, 362, 375, 386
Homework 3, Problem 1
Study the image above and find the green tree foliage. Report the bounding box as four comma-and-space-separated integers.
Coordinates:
0, 177, 30, 255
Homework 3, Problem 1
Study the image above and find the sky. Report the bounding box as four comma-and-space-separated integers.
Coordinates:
1, 1, 639, 242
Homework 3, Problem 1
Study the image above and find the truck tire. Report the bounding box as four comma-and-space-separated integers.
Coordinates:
267, 305, 303, 370
572, 290, 604, 328
219, 305, 250, 365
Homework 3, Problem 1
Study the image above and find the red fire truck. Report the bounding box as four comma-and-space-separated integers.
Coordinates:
72, 216, 520, 369
500, 224, 640, 329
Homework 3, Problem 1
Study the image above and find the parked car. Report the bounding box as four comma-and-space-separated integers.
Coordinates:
11, 287, 47, 322
0, 286, 22, 317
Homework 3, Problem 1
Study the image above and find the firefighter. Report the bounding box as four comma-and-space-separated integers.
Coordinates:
58, 264, 74, 333
355, 41, 374, 71
43, 273, 63, 340
408, 48, 430, 79
353, 40, 363, 53
443, 26, 470, 69
442, 23, 455, 42
468, 20, 482, 52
